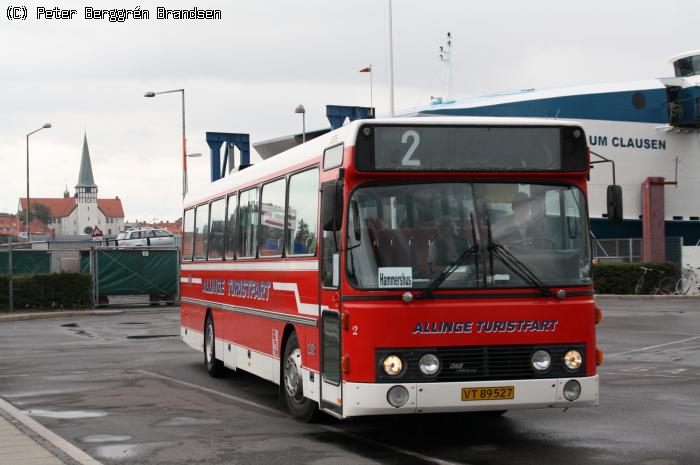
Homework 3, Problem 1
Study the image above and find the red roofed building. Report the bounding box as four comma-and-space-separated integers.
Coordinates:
0, 213, 20, 236
17, 134, 125, 237
137, 219, 182, 235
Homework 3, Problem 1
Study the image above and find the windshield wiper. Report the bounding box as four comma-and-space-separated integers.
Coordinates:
420, 213, 480, 299
419, 245, 479, 299
485, 216, 552, 297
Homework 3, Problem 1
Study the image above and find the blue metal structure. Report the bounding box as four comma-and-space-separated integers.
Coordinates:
206, 132, 250, 182
326, 105, 374, 130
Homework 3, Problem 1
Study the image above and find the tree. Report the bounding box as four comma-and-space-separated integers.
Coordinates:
18, 202, 51, 224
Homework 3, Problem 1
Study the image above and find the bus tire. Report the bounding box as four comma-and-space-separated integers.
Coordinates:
204, 313, 225, 377
282, 332, 318, 422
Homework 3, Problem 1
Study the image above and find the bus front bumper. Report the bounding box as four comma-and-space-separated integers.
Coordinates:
340, 375, 598, 418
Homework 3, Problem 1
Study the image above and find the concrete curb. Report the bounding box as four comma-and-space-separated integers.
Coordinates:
595, 294, 700, 300
0, 310, 124, 323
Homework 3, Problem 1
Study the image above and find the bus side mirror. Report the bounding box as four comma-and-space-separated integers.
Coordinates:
321, 180, 343, 232
607, 185, 623, 224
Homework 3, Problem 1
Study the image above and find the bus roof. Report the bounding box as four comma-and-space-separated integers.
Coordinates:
184, 116, 584, 207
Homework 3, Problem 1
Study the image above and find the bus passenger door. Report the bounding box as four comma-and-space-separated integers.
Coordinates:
319, 179, 343, 417
320, 306, 342, 417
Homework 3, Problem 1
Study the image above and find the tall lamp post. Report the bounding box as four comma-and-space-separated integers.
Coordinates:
295, 104, 306, 143
144, 89, 188, 199
26, 123, 52, 242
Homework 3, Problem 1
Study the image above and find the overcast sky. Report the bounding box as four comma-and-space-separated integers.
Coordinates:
1, 0, 697, 221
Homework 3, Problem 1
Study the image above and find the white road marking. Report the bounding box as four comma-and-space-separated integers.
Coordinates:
138, 370, 465, 465
139, 370, 280, 414
600, 371, 699, 380
319, 424, 465, 465
0, 370, 137, 379
606, 335, 700, 358
0, 397, 103, 465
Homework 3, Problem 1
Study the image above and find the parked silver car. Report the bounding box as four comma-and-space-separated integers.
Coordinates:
116, 228, 175, 247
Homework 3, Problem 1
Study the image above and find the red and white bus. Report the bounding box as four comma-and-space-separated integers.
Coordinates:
180, 117, 603, 420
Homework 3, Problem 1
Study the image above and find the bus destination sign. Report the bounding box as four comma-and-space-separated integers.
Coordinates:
355, 124, 588, 172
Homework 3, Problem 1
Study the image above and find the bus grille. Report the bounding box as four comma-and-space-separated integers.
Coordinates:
375, 344, 586, 383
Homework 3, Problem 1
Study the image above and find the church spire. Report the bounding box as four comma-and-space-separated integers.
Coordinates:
76, 133, 97, 189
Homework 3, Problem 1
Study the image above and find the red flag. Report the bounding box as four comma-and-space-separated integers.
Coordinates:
359, 66, 372, 73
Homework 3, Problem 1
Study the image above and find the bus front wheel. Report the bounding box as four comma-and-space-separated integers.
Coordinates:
282, 333, 318, 422
204, 314, 225, 377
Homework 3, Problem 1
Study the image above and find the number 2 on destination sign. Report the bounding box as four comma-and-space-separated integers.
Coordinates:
401, 130, 421, 166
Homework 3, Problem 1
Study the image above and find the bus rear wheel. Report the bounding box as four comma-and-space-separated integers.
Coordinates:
282, 333, 318, 422
204, 314, 224, 377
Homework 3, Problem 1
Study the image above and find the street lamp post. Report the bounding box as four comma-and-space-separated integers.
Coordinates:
26, 123, 52, 242
144, 89, 188, 199
295, 105, 306, 143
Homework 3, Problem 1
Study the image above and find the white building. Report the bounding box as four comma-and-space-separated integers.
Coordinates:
19, 134, 125, 237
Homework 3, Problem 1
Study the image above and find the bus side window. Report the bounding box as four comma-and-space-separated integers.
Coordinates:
182, 208, 194, 260
323, 144, 343, 171
260, 178, 286, 258
193, 204, 210, 260
238, 187, 259, 258
225, 193, 237, 260
287, 168, 320, 256
208, 197, 226, 260
322, 230, 340, 288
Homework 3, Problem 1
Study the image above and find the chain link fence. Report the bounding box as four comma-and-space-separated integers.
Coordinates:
592, 236, 683, 269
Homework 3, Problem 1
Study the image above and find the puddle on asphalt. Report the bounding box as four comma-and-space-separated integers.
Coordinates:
469, 444, 499, 452
60, 322, 93, 337
94, 442, 174, 460
156, 416, 223, 427
72, 330, 93, 337
26, 409, 108, 419
81, 434, 132, 444
126, 335, 178, 339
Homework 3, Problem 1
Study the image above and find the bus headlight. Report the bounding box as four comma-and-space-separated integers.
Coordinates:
563, 380, 581, 401
382, 355, 404, 376
563, 350, 583, 370
387, 385, 409, 407
531, 350, 551, 371
419, 353, 440, 376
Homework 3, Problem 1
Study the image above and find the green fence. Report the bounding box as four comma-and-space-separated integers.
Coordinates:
0, 250, 51, 275
94, 249, 179, 304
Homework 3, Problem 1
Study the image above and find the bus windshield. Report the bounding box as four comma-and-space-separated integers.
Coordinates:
346, 182, 591, 290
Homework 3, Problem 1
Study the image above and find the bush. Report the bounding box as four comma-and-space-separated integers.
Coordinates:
592, 262, 677, 295
0, 273, 92, 310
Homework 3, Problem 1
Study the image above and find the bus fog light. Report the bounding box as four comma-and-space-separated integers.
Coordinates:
387, 385, 409, 408
531, 350, 551, 371
419, 354, 440, 376
563, 380, 581, 401
382, 355, 403, 376
563, 350, 583, 370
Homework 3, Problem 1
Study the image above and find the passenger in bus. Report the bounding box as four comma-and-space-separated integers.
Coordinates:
428, 216, 469, 273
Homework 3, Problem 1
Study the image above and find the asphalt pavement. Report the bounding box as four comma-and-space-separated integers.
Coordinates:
0, 299, 699, 465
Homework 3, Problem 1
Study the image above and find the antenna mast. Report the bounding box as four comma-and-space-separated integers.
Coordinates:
438, 32, 453, 101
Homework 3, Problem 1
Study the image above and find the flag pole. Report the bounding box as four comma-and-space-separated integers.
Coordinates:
387, 0, 395, 117
370, 65, 373, 110
359, 65, 374, 114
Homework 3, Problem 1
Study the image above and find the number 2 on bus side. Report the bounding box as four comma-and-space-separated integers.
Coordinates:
401, 130, 421, 166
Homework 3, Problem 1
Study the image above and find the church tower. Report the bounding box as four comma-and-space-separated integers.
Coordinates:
76, 133, 97, 202
75, 134, 98, 234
